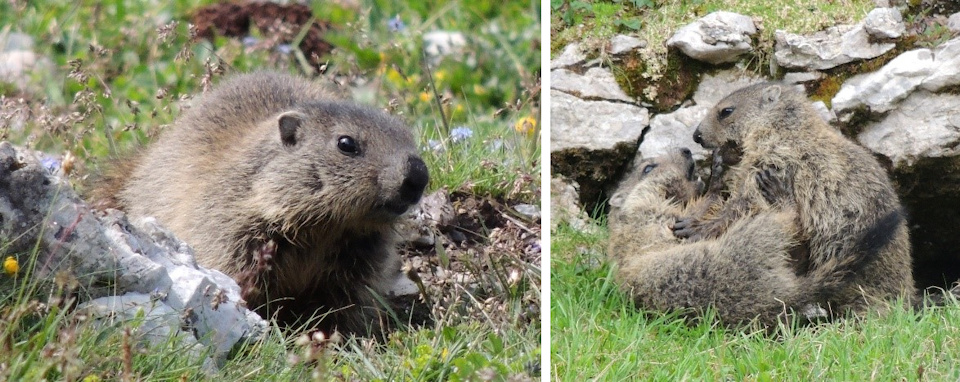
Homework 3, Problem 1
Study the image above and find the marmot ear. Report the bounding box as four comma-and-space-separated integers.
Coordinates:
760, 85, 782, 109
278, 111, 305, 146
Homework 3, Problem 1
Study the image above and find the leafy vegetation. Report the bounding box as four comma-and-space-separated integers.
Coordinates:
0, 0, 541, 380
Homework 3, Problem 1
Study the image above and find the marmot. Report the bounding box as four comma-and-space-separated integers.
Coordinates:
95, 72, 429, 336
609, 148, 848, 326
673, 82, 914, 315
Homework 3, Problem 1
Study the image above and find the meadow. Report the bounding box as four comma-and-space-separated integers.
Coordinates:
0, 0, 541, 380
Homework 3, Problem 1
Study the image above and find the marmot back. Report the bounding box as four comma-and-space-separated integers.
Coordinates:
105, 72, 429, 336
678, 82, 914, 315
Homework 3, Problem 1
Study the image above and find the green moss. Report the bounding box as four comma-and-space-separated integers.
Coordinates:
612, 50, 707, 113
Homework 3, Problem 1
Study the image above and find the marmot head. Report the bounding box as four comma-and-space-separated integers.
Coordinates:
250, 102, 428, 233
630, 148, 701, 204
693, 82, 804, 152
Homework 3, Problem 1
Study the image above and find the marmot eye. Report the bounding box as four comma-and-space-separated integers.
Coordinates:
642, 164, 658, 175
718, 107, 735, 121
337, 136, 360, 156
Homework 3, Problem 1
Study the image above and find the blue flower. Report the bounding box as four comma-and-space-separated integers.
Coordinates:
40, 156, 60, 172
387, 15, 406, 32
427, 139, 444, 152
276, 44, 292, 54
450, 126, 473, 143
242, 36, 259, 47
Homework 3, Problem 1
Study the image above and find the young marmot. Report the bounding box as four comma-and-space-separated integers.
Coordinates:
609, 148, 848, 326
98, 72, 429, 336
674, 82, 914, 315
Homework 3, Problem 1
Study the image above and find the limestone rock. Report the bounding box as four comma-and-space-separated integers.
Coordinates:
550, 177, 590, 232
949, 12, 960, 33
551, 43, 586, 70
423, 30, 467, 64
774, 24, 895, 70
550, 89, 648, 207
551, 89, 648, 153
666, 11, 757, 65
832, 38, 960, 118
857, 91, 960, 167
0, 142, 268, 368
609, 34, 645, 55
864, 7, 905, 39
551, 67, 633, 103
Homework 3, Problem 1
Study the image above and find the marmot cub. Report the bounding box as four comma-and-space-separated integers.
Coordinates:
101, 72, 429, 336
609, 148, 847, 326
674, 82, 914, 315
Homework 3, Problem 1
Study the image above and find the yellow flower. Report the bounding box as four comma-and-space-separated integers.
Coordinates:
385, 68, 404, 85
4, 256, 18, 276
419, 92, 431, 102
434, 70, 447, 81
514, 116, 537, 136
473, 84, 487, 96
82, 375, 101, 382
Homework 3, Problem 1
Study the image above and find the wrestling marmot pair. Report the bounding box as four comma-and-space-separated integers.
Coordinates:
610, 82, 914, 326
94, 72, 429, 336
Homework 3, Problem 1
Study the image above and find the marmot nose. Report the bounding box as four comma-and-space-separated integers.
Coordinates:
399, 156, 429, 205
692, 129, 703, 145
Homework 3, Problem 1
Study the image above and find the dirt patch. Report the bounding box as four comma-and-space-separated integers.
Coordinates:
191, 2, 333, 70
396, 192, 542, 331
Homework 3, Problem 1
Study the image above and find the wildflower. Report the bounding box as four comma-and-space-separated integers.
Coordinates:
82, 375, 101, 382
488, 139, 504, 152
450, 126, 473, 143
427, 139, 444, 152
387, 15, 406, 32
40, 156, 61, 173
4, 256, 18, 276
419, 92, 431, 102
241, 36, 259, 47
276, 44, 292, 55
434, 70, 446, 81
473, 84, 487, 96
514, 116, 537, 136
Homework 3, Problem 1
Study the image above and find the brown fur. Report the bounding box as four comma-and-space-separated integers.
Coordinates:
609, 148, 853, 327
94, 72, 429, 336
676, 82, 914, 315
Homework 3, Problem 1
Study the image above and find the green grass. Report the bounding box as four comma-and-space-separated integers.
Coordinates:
0, 0, 540, 380
551, 222, 960, 381
550, 0, 875, 77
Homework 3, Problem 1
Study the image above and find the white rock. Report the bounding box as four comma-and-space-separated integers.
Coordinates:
949, 12, 960, 33
864, 7, 905, 39
920, 37, 960, 91
551, 43, 586, 69
550, 177, 590, 232
667, 11, 757, 65
858, 91, 960, 167
551, 67, 633, 103
783, 71, 824, 84
423, 31, 467, 62
610, 35, 645, 55
832, 38, 960, 118
831, 49, 936, 115
774, 24, 896, 70
0, 143, 268, 369
1, 32, 34, 52
551, 90, 648, 152
78, 293, 215, 371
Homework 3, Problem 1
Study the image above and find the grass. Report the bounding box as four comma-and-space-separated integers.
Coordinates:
550, 221, 960, 381
0, 0, 540, 380
550, 0, 875, 76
